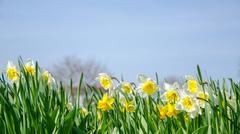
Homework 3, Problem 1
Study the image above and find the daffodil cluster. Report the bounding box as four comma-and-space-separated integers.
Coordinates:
96, 73, 209, 119
5, 60, 55, 86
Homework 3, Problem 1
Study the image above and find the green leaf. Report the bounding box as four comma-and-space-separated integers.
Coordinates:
192, 125, 208, 134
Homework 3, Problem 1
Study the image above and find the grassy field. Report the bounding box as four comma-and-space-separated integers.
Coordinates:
0, 59, 239, 134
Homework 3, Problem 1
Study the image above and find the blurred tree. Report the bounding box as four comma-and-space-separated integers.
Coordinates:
51, 56, 108, 98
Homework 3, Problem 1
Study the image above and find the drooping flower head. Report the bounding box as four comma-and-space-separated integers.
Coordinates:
197, 91, 209, 108
137, 74, 158, 96
97, 73, 113, 90
42, 70, 55, 84
97, 93, 115, 111
122, 99, 135, 112
120, 82, 133, 94
6, 61, 19, 82
24, 60, 35, 75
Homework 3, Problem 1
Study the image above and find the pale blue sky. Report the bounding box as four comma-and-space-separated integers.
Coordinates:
0, 0, 240, 81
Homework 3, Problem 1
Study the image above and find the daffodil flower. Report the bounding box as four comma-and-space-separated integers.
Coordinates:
158, 105, 168, 120
158, 103, 177, 119
6, 61, 19, 82
42, 70, 55, 84
97, 93, 115, 111
122, 99, 135, 112
184, 75, 199, 94
24, 60, 35, 75
137, 74, 158, 96
161, 82, 180, 103
120, 82, 133, 94
176, 91, 201, 118
197, 91, 209, 108
97, 73, 113, 90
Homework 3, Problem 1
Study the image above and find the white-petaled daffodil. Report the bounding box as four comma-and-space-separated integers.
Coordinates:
137, 74, 158, 96
97, 73, 113, 90
161, 82, 180, 103
24, 59, 35, 75
197, 91, 209, 108
6, 61, 19, 82
184, 75, 199, 94
176, 91, 201, 118
42, 70, 55, 84
120, 82, 133, 94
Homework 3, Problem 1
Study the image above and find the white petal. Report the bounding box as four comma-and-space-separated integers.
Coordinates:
185, 75, 195, 80
25, 59, 34, 67
7, 61, 15, 68
164, 82, 172, 90
137, 74, 148, 83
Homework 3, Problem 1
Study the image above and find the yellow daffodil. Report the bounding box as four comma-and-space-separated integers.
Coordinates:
97, 93, 115, 111
121, 82, 132, 94
137, 74, 157, 96
24, 60, 35, 75
165, 103, 177, 117
158, 103, 177, 119
122, 100, 135, 112
97, 73, 113, 90
6, 61, 19, 81
158, 105, 168, 119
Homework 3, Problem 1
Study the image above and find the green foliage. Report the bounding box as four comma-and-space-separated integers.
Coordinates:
0, 60, 240, 134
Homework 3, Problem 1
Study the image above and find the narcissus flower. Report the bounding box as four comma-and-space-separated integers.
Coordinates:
185, 75, 198, 94
165, 103, 177, 117
97, 93, 115, 111
176, 92, 200, 118
24, 60, 35, 75
162, 82, 179, 103
122, 99, 135, 112
158, 105, 168, 119
137, 74, 157, 96
120, 82, 133, 94
42, 70, 55, 84
97, 73, 113, 90
197, 91, 209, 108
6, 61, 19, 81
181, 96, 196, 112
158, 103, 177, 119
